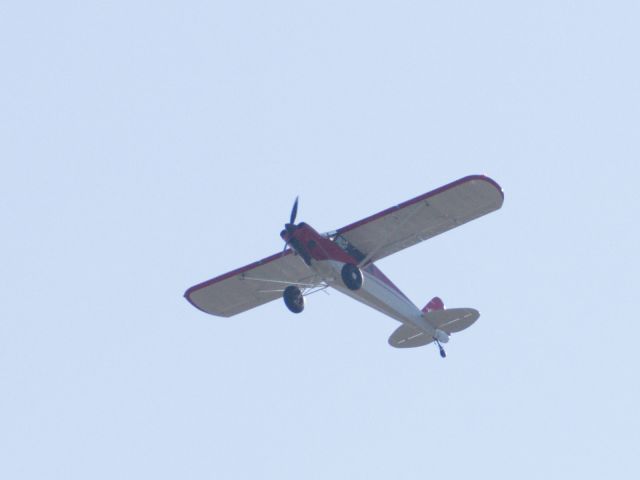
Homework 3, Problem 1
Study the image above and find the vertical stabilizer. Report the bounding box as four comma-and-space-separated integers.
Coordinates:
422, 296, 444, 313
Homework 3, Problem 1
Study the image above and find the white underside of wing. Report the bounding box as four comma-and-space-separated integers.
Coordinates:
185, 251, 317, 317
339, 176, 504, 263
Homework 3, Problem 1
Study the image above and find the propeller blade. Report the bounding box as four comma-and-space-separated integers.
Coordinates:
289, 196, 299, 225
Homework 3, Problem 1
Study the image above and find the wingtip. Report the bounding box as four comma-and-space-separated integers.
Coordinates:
183, 286, 209, 314
472, 174, 505, 202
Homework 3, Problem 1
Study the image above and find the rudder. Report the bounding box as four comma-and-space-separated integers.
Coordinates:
422, 296, 444, 313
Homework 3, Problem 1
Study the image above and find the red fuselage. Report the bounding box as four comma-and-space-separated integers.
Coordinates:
280, 222, 411, 303
280, 222, 356, 265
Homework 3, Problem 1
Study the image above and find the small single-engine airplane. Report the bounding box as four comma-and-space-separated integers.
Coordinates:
185, 175, 504, 357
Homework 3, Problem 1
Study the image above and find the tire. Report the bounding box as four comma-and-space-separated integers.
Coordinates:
283, 285, 304, 313
341, 263, 363, 290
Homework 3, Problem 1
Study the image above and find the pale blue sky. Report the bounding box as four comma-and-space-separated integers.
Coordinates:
1, 1, 639, 479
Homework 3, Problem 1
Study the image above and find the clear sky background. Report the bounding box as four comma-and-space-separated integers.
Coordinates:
1, 1, 639, 479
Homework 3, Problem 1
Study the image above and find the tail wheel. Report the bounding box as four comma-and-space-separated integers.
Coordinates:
341, 263, 363, 290
283, 286, 304, 313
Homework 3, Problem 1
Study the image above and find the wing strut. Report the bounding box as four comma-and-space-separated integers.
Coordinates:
240, 274, 319, 288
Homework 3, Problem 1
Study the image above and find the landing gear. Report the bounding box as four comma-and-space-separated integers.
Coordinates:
341, 263, 363, 290
283, 286, 304, 313
434, 339, 446, 358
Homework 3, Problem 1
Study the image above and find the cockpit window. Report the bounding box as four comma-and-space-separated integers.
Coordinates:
333, 235, 366, 262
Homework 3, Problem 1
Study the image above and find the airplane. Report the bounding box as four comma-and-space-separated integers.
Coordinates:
184, 175, 504, 358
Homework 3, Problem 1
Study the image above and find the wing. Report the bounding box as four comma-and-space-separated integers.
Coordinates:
184, 250, 317, 317
337, 175, 504, 264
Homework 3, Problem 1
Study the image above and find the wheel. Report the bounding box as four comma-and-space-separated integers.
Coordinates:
283, 285, 304, 313
341, 263, 363, 290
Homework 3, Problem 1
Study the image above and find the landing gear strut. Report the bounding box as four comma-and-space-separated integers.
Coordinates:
434, 339, 446, 358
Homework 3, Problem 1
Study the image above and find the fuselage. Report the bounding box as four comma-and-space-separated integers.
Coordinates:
281, 222, 439, 337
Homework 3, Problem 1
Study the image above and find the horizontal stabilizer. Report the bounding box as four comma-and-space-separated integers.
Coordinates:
423, 308, 479, 333
388, 324, 434, 348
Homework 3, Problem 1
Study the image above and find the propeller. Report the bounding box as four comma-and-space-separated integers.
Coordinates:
289, 196, 299, 226
282, 196, 299, 251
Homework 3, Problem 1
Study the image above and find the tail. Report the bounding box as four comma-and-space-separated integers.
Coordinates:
422, 296, 479, 334
422, 296, 444, 313
388, 296, 479, 350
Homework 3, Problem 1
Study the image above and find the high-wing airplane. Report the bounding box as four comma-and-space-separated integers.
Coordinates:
184, 175, 504, 357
